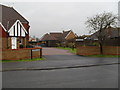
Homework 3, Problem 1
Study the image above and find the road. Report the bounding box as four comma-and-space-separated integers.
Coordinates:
3, 64, 118, 88
2, 48, 119, 88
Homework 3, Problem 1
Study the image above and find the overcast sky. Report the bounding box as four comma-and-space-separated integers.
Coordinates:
0, 1, 119, 38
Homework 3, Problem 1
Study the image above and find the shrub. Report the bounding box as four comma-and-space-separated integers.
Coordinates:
92, 42, 99, 46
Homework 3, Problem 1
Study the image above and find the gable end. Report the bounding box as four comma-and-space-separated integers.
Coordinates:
8, 20, 28, 37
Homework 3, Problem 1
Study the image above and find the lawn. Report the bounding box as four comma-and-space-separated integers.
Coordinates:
57, 47, 76, 54
2, 58, 45, 62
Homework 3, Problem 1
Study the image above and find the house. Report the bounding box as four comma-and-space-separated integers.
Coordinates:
87, 27, 120, 40
76, 27, 120, 56
76, 35, 90, 41
75, 35, 90, 46
40, 30, 77, 47
0, 5, 43, 60
28, 36, 40, 46
0, 4, 30, 49
85, 27, 120, 46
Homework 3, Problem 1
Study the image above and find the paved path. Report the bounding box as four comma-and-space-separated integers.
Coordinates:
2, 48, 119, 71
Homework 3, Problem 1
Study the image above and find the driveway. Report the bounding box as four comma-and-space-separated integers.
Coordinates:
43, 47, 73, 55
2, 47, 119, 71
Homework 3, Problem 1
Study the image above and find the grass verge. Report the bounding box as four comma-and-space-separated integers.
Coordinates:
86, 55, 120, 58
2, 58, 45, 62
57, 47, 76, 54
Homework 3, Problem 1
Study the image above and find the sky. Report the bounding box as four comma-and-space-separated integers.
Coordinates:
0, 0, 119, 38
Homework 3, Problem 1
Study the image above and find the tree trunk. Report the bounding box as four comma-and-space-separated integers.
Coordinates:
99, 42, 103, 55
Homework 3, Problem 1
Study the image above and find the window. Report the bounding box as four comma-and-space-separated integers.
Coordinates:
19, 38, 23, 44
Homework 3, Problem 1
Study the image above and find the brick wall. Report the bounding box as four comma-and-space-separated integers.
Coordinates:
76, 46, 120, 55
0, 38, 2, 60
0, 50, 2, 60
103, 46, 120, 55
2, 38, 7, 49
32, 50, 41, 58
2, 37, 14, 49
2, 48, 42, 60
2, 37, 28, 49
0, 38, 1, 60
0, 38, 2, 49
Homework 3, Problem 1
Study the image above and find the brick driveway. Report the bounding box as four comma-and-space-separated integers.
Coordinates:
42, 47, 73, 55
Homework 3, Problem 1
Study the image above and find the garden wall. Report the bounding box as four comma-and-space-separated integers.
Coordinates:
76, 46, 120, 55
2, 47, 42, 60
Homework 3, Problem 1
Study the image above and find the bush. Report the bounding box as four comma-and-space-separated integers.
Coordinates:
68, 43, 75, 48
92, 42, 99, 46
56, 43, 61, 47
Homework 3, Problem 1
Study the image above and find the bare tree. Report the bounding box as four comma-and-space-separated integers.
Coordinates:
85, 12, 118, 54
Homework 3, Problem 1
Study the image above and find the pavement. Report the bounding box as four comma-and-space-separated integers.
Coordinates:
2, 47, 119, 71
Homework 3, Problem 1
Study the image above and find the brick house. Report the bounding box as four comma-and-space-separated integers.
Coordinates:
79, 27, 120, 46
75, 35, 90, 46
0, 4, 30, 49
40, 30, 77, 47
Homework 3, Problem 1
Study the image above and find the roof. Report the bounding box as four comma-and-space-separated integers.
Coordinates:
76, 35, 90, 39
111, 28, 120, 38
40, 33, 58, 41
0, 4, 29, 31
62, 30, 71, 38
49, 32, 62, 40
88, 27, 120, 40
40, 30, 76, 41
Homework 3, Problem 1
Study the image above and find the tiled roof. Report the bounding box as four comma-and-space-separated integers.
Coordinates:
40, 33, 58, 41
62, 30, 71, 38
0, 4, 29, 31
88, 27, 120, 39
40, 30, 74, 41
111, 28, 120, 38
49, 33, 62, 40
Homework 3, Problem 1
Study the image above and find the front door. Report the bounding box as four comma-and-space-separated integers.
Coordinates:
11, 37, 17, 49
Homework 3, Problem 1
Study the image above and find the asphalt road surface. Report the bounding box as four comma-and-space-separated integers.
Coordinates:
2, 48, 119, 88
3, 64, 118, 88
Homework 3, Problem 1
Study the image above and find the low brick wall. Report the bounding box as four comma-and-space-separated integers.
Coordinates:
0, 49, 2, 60
102, 46, 120, 55
2, 47, 42, 60
76, 46, 120, 55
